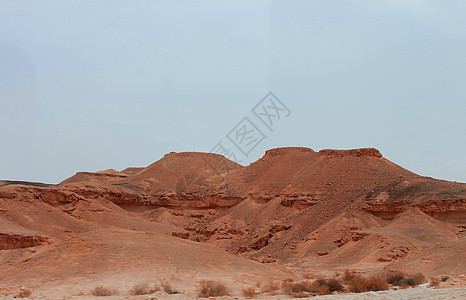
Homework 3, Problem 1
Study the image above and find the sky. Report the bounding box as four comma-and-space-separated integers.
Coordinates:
0, 0, 465, 184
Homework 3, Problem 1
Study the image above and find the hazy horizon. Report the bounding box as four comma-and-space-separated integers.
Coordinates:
1, 0, 465, 184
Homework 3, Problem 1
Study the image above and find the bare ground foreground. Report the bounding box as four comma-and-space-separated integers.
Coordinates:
0, 284, 464, 299
0, 147, 464, 298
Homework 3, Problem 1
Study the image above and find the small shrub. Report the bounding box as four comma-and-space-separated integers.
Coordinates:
326, 278, 345, 292
317, 285, 330, 295
386, 272, 406, 285
16, 289, 32, 298
151, 285, 161, 293
290, 282, 306, 294
281, 280, 293, 295
130, 283, 160, 295
242, 286, 256, 298
441, 276, 450, 282
197, 280, 229, 298
306, 280, 321, 292
282, 281, 297, 295
282, 280, 318, 297
342, 270, 358, 283
316, 278, 327, 287
429, 277, 440, 287
385, 272, 423, 287
161, 281, 178, 294
366, 277, 388, 291
261, 280, 281, 293
130, 283, 149, 295
348, 275, 388, 293
91, 286, 116, 297
297, 281, 316, 293
412, 273, 426, 285
347, 275, 367, 293
399, 277, 416, 287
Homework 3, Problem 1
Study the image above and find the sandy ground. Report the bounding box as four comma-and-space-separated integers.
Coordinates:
311, 287, 466, 299
1, 286, 464, 300
84, 287, 466, 299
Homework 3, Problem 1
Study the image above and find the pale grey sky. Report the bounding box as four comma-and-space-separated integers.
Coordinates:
1, 0, 465, 183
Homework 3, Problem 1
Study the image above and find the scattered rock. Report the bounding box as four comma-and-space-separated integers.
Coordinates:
171, 232, 189, 239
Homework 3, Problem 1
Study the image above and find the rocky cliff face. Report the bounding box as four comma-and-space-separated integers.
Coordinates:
361, 179, 466, 223
5, 147, 464, 216
318, 147, 383, 158
0, 234, 49, 250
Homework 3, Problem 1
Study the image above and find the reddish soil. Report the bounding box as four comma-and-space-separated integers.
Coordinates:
0, 147, 464, 297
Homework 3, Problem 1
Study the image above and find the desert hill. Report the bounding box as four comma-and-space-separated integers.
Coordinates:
184, 147, 464, 270
120, 151, 242, 193
0, 182, 289, 297
60, 169, 129, 185
1, 147, 465, 297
